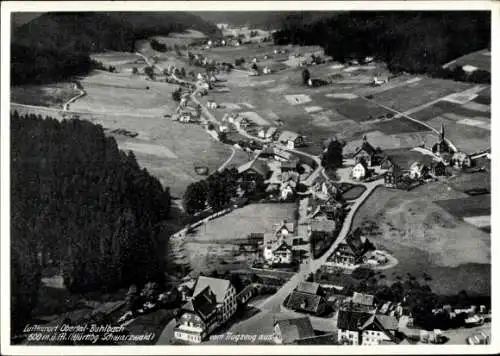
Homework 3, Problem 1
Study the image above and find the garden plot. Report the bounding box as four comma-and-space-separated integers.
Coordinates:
462, 101, 490, 113
370, 118, 431, 135
304, 106, 323, 113
456, 118, 490, 131
335, 97, 392, 122
267, 84, 290, 93
284, 94, 312, 105
325, 93, 358, 100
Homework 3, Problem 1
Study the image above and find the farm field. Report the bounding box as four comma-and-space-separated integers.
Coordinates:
371, 77, 473, 112
350, 183, 490, 296
435, 194, 491, 219
11, 82, 80, 108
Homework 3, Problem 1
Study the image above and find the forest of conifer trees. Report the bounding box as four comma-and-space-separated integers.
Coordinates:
11, 112, 172, 334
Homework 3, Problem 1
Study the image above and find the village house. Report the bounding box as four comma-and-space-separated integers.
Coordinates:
234, 116, 252, 130
285, 282, 328, 316
260, 146, 293, 161
337, 310, 400, 345
206, 100, 218, 110
352, 160, 370, 180
328, 231, 374, 269
350, 292, 377, 313
352, 136, 384, 167
383, 162, 403, 188
174, 286, 220, 343
280, 171, 299, 200
273, 220, 295, 238
193, 276, 237, 324
237, 159, 271, 181
273, 317, 315, 344
278, 130, 303, 149
451, 151, 472, 168
262, 232, 294, 265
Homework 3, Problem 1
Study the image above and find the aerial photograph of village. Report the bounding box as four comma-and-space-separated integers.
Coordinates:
6, 7, 492, 349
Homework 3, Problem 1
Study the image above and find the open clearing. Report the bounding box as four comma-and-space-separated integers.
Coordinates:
189, 203, 297, 241
351, 183, 490, 296
70, 71, 178, 116
11, 83, 80, 108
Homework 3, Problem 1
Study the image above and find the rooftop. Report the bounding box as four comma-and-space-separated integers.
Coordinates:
275, 317, 315, 344
278, 130, 300, 142
352, 292, 375, 307
286, 291, 324, 314
193, 276, 232, 304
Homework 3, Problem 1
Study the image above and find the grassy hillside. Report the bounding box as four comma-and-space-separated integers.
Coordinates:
11, 12, 220, 85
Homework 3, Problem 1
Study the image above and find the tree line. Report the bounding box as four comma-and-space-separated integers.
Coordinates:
11, 12, 220, 85
183, 168, 239, 215
11, 111, 172, 335
273, 11, 490, 76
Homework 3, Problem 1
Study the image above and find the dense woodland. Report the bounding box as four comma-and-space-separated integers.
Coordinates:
11, 12, 220, 85
11, 112, 172, 334
273, 11, 490, 75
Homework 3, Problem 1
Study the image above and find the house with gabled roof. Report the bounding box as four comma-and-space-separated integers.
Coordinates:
273, 317, 315, 344
272, 219, 295, 238
193, 276, 237, 324
278, 130, 303, 149
337, 310, 400, 345
329, 230, 374, 269
237, 159, 271, 180
352, 136, 384, 167
174, 286, 220, 343
351, 292, 376, 313
352, 160, 369, 180
285, 282, 328, 316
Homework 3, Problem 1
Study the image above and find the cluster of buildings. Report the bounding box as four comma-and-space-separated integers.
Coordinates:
222, 111, 304, 149
350, 127, 472, 188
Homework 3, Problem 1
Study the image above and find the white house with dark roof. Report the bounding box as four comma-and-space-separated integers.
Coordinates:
337, 310, 400, 345
278, 130, 303, 149
174, 286, 220, 343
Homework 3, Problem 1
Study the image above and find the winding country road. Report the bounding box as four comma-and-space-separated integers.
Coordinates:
257, 178, 383, 312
